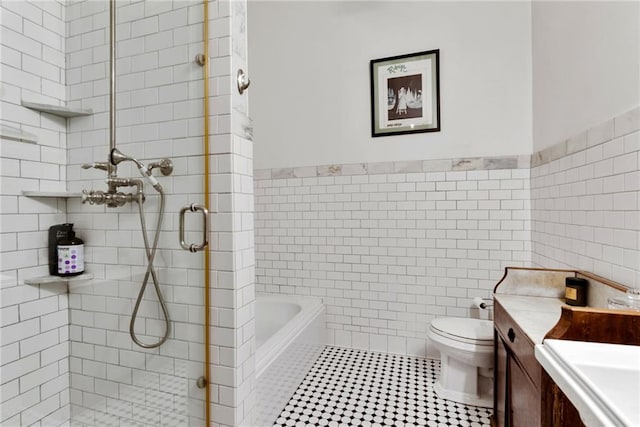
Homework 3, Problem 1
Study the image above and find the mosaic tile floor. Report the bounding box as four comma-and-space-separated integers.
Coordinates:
274, 346, 492, 427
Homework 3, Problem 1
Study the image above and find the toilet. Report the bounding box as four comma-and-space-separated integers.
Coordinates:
428, 317, 494, 407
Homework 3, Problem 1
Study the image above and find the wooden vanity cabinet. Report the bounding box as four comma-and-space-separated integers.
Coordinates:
493, 299, 541, 427
490, 267, 640, 427
540, 370, 583, 427
493, 329, 507, 426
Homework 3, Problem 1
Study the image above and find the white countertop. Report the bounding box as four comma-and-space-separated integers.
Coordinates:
536, 339, 640, 427
493, 294, 565, 344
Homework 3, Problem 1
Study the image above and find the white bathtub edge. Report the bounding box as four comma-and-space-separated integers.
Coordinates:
255, 294, 325, 378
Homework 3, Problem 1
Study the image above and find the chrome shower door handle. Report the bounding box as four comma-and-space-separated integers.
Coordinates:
179, 203, 209, 253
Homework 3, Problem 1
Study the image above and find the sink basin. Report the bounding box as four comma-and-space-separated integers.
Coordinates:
574, 363, 640, 424
536, 339, 640, 427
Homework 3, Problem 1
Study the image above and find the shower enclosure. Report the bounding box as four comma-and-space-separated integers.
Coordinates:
65, 0, 210, 425
0, 0, 255, 426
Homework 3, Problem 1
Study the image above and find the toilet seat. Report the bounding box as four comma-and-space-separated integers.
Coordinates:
430, 318, 493, 345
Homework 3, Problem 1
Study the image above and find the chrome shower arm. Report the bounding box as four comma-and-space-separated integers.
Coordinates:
110, 148, 143, 168
110, 148, 165, 192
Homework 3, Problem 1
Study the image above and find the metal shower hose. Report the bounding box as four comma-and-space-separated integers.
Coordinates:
129, 188, 171, 348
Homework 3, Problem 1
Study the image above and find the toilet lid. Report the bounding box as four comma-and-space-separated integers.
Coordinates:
430, 318, 494, 344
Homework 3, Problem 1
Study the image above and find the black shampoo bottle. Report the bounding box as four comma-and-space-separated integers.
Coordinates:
48, 223, 73, 275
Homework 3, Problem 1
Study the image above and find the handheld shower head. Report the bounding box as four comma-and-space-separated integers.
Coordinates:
109, 148, 163, 192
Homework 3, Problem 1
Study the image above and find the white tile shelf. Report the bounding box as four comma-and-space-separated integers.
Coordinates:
22, 191, 82, 198
21, 100, 93, 118
0, 124, 38, 143
25, 272, 94, 286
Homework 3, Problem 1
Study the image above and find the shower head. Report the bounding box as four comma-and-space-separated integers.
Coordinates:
110, 148, 144, 169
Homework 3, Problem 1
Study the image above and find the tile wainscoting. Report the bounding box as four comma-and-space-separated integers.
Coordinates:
531, 106, 640, 288
254, 157, 532, 357
254, 105, 640, 357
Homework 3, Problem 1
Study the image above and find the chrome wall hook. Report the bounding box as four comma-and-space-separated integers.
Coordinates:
195, 54, 206, 66
237, 69, 251, 94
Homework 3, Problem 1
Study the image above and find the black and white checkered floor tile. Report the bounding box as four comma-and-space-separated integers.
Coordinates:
274, 346, 492, 427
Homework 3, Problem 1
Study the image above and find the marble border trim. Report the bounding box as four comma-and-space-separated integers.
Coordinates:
254, 154, 530, 180
531, 105, 640, 168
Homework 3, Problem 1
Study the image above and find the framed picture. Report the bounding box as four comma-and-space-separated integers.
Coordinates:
370, 49, 440, 137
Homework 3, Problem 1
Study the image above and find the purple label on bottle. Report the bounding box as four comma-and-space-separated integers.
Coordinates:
58, 244, 84, 275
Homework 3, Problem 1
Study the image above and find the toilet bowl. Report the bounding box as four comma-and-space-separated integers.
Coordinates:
428, 317, 494, 407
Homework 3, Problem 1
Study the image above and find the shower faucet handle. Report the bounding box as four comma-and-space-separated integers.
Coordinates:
81, 189, 106, 205
82, 161, 108, 171
82, 162, 117, 175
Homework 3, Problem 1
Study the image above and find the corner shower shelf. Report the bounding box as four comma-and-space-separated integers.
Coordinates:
21, 100, 93, 118
0, 124, 38, 143
25, 272, 94, 286
22, 191, 82, 198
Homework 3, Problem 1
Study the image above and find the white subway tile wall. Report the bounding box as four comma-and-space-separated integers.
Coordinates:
65, 0, 210, 424
65, 1, 255, 426
1, 1, 71, 425
219, 1, 257, 423
531, 107, 640, 288
254, 167, 532, 357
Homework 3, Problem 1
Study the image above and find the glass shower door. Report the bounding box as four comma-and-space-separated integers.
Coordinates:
66, 0, 208, 425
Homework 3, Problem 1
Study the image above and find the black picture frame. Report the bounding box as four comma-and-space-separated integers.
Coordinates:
370, 49, 441, 137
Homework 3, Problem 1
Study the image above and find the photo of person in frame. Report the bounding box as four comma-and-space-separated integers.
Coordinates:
387, 74, 423, 121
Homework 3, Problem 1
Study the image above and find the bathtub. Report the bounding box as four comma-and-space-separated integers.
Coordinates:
253, 294, 326, 426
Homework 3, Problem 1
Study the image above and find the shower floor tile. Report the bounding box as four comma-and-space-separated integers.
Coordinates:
273, 346, 492, 427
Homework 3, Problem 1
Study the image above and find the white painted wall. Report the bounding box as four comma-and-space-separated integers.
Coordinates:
249, 1, 532, 170
532, 1, 640, 151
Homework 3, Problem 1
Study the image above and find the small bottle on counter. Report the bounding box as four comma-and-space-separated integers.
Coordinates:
565, 277, 588, 307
